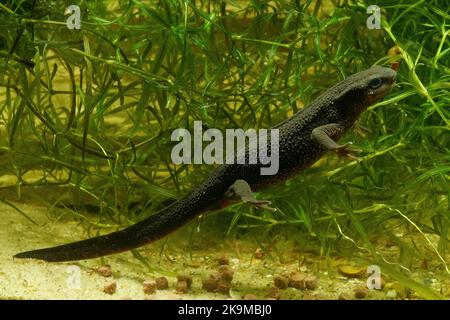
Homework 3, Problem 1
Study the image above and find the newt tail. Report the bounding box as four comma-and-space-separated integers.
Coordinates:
14, 206, 198, 262
14, 174, 232, 262
14, 66, 396, 262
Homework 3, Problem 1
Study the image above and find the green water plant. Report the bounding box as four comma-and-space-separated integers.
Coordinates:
0, 0, 448, 299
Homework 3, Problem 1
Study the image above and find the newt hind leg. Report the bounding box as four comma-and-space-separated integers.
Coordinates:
225, 179, 276, 211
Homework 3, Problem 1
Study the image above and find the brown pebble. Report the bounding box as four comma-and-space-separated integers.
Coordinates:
103, 281, 117, 294
177, 275, 192, 288
217, 265, 234, 282
354, 286, 369, 299
289, 272, 306, 290
305, 275, 318, 290
274, 275, 289, 289
217, 255, 229, 265
216, 280, 231, 294
143, 280, 157, 294
209, 272, 222, 282
338, 293, 352, 300
243, 294, 258, 300
176, 280, 189, 293
202, 277, 219, 292
267, 287, 280, 300
96, 265, 112, 277
155, 277, 169, 290
254, 248, 265, 259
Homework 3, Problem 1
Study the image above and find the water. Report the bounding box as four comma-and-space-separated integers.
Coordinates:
0, 0, 448, 300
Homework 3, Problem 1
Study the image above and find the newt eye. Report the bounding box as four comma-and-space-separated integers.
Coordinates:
368, 77, 383, 89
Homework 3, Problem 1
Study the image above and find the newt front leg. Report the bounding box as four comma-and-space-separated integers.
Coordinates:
311, 123, 361, 160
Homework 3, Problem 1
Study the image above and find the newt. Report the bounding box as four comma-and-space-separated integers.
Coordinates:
14, 65, 396, 262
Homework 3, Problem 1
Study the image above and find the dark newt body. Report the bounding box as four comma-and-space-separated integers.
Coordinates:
15, 66, 396, 262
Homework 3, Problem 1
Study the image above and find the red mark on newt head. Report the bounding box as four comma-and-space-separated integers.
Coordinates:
387, 46, 402, 71
218, 198, 234, 208
391, 61, 400, 71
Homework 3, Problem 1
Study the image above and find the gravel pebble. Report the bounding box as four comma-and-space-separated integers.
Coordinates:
96, 265, 112, 277
176, 280, 189, 293
217, 265, 234, 282
202, 277, 219, 292
155, 277, 169, 290
177, 275, 192, 288
289, 272, 306, 290
305, 275, 318, 290
354, 286, 369, 299
103, 281, 117, 294
143, 280, 157, 294
274, 275, 289, 289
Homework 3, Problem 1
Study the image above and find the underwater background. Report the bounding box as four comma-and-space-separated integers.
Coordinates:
0, 0, 449, 299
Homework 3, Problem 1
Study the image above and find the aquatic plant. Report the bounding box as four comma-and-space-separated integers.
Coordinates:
0, 0, 448, 298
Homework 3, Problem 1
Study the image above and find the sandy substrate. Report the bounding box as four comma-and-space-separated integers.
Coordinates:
0, 201, 215, 300
2, 200, 299, 300
1, 201, 448, 300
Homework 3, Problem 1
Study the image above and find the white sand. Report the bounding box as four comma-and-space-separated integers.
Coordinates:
0, 201, 223, 300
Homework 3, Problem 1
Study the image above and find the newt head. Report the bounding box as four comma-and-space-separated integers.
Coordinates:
362, 65, 397, 102
334, 65, 397, 116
